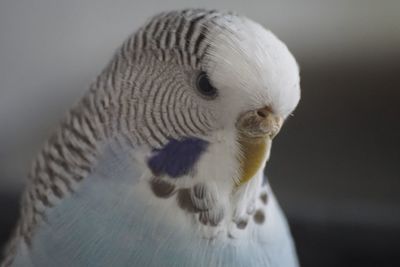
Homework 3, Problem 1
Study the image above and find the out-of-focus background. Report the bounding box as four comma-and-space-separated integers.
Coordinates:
1, 0, 399, 266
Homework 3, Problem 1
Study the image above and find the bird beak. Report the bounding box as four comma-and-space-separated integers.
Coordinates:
234, 107, 283, 187
235, 106, 283, 140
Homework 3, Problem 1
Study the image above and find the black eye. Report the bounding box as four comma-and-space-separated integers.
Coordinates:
196, 72, 218, 99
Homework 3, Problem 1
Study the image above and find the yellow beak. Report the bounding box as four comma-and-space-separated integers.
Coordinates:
235, 106, 283, 186
236, 135, 270, 186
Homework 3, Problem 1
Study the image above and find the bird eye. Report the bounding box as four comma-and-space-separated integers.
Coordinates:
196, 72, 218, 99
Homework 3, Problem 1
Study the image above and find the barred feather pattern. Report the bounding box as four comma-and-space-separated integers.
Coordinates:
1, 9, 239, 266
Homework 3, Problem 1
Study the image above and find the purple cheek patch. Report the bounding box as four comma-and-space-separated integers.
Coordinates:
147, 137, 209, 178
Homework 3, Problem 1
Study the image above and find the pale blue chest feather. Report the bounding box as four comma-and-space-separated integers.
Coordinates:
12, 142, 297, 267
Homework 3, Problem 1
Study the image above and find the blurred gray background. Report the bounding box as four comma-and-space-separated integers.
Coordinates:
1, 0, 400, 266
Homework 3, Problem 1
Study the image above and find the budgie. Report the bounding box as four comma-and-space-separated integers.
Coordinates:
1, 9, 301, 267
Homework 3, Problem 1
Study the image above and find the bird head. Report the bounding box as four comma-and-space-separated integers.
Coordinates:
99, 9, 299, 144
94, 8, 300, 193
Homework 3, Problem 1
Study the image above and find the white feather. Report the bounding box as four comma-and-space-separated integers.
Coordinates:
205, 14, 300, 126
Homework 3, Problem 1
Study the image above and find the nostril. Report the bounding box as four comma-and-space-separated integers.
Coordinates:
256, 106, 273, 118
256, 109, 268, 118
